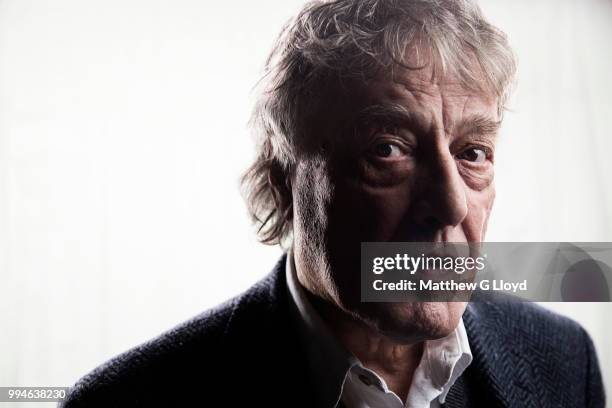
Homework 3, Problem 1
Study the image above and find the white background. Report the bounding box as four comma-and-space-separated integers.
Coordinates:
1, 0, 611, 405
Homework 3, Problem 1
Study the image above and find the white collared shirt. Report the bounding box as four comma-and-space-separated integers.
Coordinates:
285, 249, 472, 408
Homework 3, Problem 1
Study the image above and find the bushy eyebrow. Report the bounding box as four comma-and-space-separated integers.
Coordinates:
355, 104, 500, 139
456, 114, 500, 137
355, 104, 424, 130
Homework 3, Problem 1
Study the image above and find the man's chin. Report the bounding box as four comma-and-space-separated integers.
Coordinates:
356, 301, 468, 343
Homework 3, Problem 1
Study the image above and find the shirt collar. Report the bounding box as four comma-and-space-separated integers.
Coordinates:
285, 248, 473, 407
405, 318, 472, 406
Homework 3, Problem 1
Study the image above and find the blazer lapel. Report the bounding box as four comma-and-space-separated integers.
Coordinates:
220, 255, 320, 407
445, 301, 541, 408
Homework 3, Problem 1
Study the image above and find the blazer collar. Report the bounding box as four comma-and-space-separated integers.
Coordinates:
445, 300, 541, 407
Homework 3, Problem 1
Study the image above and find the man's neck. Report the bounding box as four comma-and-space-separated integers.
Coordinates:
306, 291, 423, 402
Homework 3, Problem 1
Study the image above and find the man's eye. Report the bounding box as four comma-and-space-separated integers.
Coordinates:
457, 147, 488, 163
373, 143, 403, 158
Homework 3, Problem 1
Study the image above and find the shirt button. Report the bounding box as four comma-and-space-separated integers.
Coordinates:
358, 374, 373, 386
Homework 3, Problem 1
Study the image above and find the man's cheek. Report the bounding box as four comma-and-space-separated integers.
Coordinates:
330, 175, 412, 239
464, 186, 495, 242
457, 163, 494, 191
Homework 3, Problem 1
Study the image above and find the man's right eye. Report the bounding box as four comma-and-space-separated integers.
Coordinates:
373, 142, 403, 158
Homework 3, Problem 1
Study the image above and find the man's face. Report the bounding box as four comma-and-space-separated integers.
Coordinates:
293, 58, 500, 343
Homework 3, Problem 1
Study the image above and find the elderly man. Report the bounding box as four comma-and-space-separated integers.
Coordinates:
62, 0, 604, 407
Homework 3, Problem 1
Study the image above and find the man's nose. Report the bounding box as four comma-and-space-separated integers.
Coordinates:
413, 151, 468, 230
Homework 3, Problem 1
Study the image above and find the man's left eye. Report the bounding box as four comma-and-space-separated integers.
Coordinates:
457, 147, 488, 163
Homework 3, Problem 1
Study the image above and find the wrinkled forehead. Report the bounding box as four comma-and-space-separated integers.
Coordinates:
401, 40, 497, 96
302, 45, 500, 149
353, 46, 500, 126
368, 68, 497, 114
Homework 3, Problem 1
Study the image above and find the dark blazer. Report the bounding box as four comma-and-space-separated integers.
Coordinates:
61, 255, 605, 408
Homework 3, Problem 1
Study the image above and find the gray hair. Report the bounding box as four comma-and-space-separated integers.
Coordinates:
241, 0, 517, 245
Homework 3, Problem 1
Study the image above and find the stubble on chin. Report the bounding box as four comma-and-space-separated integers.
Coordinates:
351, 301, 467, 343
